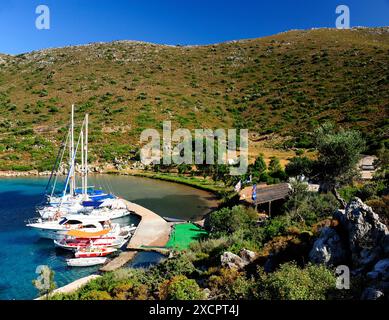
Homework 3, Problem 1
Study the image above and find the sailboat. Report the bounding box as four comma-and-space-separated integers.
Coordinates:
27, 105, 132, 238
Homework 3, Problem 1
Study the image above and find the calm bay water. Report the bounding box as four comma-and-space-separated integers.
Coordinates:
0, 175, 217, 300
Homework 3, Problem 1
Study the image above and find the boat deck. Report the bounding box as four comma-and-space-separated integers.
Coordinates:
100, 200, 171, 272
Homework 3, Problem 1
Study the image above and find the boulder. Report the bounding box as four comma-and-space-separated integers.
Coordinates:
309, 227, 347, 266
334, 198, 389, 269
384, 234, 389, 255
221, 252, 247, 269
239, 249, 257, 264
367, 259, 389, 281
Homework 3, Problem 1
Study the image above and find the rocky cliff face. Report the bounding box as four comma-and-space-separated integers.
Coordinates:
309, 197, 389, 299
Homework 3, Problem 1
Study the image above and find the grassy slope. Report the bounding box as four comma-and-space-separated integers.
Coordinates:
0, 27, 388, 170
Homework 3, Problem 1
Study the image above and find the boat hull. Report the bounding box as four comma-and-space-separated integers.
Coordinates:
66, 257, 107, 267
75, 247, 116, 258
54, 237, 129, 251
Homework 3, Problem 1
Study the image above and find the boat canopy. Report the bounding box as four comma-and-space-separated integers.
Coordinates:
66, 228, 111, 238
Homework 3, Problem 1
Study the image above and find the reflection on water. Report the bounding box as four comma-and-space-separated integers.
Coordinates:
88, 175, 219, 220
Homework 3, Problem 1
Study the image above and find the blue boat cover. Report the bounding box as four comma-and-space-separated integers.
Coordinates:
89, 194, 115, 201
82, 200, 104, 208
75, 188, 107, 196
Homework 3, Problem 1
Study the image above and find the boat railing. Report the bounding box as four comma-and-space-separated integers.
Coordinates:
25, 217, 43, 225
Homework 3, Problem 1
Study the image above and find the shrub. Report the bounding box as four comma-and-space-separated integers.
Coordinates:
80, 290, 112, 300
262, 215, 291, 240
111, 282, 149, 300
159, 275, 205, 300
366, 195, 389, 226
284, 180, 338, 226
208, 268, 255, 299
206, 206, 258, 235
256, 262, 336, 300
285, 156, 314, 178
226, 227, 264, 253
268, 156, 287, 181
48, 106, 59, 113
338, 185, 360, 202
10, 164, 34, 171
156, 253, 196, 278
249, 154, 267, 182
188, 237, 231, 267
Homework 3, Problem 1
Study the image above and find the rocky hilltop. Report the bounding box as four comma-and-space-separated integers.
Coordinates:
0, 27, 388, 171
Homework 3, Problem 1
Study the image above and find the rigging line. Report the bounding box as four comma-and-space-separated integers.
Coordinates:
45, 126, 70, 193
102, 173, 114, 194
51, 130, 70, 198
73, 118, 86, 192
61, 120, 84, 204
102, 173, 113, 194
100, 174, 108, 193
105, 176, 112, 194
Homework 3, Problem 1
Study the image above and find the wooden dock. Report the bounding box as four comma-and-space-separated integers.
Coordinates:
100, 200, 171, 272
100, 251, 137, 272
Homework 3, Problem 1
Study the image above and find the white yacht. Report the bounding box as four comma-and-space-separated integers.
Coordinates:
53, 224, 136, 250
26, 215, 116, 240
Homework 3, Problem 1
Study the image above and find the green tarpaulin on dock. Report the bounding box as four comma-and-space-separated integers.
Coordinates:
166, 223, 208, 250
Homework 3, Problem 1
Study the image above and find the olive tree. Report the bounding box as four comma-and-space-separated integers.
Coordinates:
314, 123, 365, 208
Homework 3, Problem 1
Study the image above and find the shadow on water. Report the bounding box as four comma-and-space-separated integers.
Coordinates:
127, 251, 166, 269
134, 194, 219, 220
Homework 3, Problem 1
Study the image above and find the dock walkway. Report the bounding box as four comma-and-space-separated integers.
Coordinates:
100, 200, 170, 272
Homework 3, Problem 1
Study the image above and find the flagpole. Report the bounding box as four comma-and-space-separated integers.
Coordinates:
252, 183, 257, 211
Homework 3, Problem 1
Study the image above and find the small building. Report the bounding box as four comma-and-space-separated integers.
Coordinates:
358, 155, 378, 180
239, 183, 291, 216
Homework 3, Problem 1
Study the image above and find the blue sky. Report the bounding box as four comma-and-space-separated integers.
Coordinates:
0, 0, 388, 54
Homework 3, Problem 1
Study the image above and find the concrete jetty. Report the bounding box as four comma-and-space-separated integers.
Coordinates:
126, 201, 171, 248
100, 200, 171, 272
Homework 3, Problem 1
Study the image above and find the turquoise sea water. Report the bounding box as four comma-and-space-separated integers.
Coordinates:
0, 175, 216, 300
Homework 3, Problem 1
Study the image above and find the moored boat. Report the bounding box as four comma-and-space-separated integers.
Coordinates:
75, 246, 117, 258
53, 224, 135, 250
54, 236, 128, 250
66, 257, 107, 267
26, 215, 118, 240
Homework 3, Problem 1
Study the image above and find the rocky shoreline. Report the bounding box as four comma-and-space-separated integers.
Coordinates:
0, 170, 52, 177
0, 160, 146, 177
0, 164, 108, 177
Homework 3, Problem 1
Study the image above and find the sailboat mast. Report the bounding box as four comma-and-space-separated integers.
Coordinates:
70, 104, 75, 196
81, 126, 85, 195
84, 113, 88, 196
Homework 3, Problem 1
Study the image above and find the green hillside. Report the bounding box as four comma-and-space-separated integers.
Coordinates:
0, 27, 388, 171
